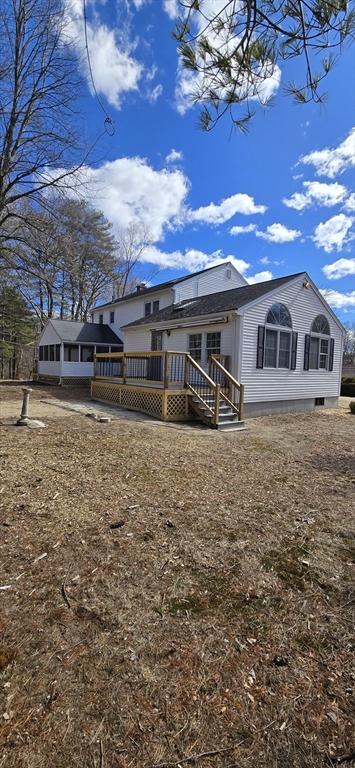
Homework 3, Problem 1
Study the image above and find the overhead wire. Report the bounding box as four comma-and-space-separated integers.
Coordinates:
82, 0, 115, 136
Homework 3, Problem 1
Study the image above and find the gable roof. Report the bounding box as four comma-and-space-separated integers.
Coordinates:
91, 262, 240, 311
122, 273, 304, 328
47, 319, 123, 345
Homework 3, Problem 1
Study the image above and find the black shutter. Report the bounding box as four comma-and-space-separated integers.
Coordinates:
328, 338, 334, 371
304, 334, 310, 370
256, 326, 265, 369
291, 332, 298, 370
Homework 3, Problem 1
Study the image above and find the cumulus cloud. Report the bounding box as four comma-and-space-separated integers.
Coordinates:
64, 0, 143, 108
320, 289, 355, 309
165, 149, 183, 164
48, 156, 189, 241
230, 223, 257, 236
313, 214, 354, 253
163, 0, 179, 19
256, 223, 301, 243
322, 257, 355, 280
283, 181, 348, 211
344, 192, 355, 212
300, 128, 355, 178
139, 245, 250, 274
189, 193, 266, 225
247, 270, 273, 284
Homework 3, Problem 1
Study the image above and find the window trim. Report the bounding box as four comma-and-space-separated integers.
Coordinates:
188, 333, 202, 362
206, 331, 221, 360
144, 302, 152, 317
309, 333, 330, 371
265, 302, 292, 329
152, 300, 160, 313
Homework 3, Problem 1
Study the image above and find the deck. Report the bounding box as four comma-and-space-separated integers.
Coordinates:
92, 351, 244, 428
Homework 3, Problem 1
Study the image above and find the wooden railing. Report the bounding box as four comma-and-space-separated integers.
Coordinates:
209, 355, 244, 420
94, 351, 244, 423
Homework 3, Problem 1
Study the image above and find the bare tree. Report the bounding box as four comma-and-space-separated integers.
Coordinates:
174, 0, 355, 131
113, 224, 154, 298
0, 0, 84, 236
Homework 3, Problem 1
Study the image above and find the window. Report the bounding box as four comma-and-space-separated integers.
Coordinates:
64, 344, 79, 362
315, 397, 325, 406
81, 346, 94, 362
305, 314, 333, 371
55, 345, 60, 362
110, 311, 114, 324
266, 303, 292, 328
189, 334, 202, 361
49, 344, 55, 361
264, 329, 277, 368
145, 302, 151, 317
311, 315, 330, 335
99, 314, 103, 325
97, 346, 109, 354
39, 346, 44, 361
226, 268, 232, 279
206, 332, 221, 358
44, 346, 49, 361
153, 300, 160, 313
278, 331, 291, 368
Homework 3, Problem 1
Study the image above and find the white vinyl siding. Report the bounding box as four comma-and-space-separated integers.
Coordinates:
173, 264, 247, 303
91, 288, 172, 344
240, 276, 343, 403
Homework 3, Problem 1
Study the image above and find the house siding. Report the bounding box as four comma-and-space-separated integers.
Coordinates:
91, 288, 172, 343
240, 276, 343, 403
38, 322, 62, 346
173, 264, 247, 303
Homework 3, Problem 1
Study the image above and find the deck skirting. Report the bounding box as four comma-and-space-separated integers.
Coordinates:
91, 380, 192, 421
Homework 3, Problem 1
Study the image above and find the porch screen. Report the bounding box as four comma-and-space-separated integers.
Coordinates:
64, 344, 79, 362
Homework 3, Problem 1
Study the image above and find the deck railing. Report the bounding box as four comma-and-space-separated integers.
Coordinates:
94, 351, 244, 422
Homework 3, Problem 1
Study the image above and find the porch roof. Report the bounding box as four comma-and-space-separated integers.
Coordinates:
122, 273, 303, 329
48, 319, 123, 345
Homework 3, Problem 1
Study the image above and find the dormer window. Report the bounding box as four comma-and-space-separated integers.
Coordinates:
145, 302, 151, 317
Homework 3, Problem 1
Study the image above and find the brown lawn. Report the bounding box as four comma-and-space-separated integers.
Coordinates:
0, 385, 354, 768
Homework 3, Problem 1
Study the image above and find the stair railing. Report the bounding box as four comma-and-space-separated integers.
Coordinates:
209, 355, 244, 421
184, 354, 220, 425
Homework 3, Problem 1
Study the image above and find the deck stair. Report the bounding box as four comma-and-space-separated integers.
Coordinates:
190, 395, 246, 430
185, 354, 246, 431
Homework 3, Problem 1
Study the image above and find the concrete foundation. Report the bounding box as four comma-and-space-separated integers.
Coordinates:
244, 396, 339, 418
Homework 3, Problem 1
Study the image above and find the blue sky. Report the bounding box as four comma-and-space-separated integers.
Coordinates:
64, 0, 355, 321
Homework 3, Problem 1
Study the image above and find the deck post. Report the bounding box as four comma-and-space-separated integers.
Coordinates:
163, 351, 169, 389
214, 384, 220, 427
122, 354, 126, 384
183, 353, 188, 388
239, 383, 244, 421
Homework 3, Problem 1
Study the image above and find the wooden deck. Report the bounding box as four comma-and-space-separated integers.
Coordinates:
92, 351, 244, 427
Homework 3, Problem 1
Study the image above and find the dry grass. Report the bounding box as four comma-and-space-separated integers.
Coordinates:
0, 386, 354, 768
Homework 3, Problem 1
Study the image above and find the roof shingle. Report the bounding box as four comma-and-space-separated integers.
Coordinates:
49, 319, 123, 345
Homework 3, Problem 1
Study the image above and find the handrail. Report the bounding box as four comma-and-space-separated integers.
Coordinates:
210, 355, 242, 390
186, 354, 217, 389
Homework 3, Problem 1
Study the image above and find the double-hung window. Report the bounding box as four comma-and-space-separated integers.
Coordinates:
257, 303, 296, 370
145, 302, 151, 317
189, 334, 202, 361
305, 315, 333, 371
206, 332, 221, 359
153, 300, 160, 313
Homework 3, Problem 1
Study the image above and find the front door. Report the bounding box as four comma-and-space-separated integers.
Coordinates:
149, 331, 163, 380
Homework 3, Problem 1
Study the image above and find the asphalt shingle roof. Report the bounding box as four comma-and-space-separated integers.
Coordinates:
92, 263, 234, 310
49, 320, 123, 345
122, 273, 304, 329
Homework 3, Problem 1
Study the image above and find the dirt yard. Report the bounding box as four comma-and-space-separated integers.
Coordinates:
0, 385, 354, 768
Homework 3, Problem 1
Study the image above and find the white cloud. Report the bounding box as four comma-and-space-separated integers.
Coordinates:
300, 128, 355, 178
147, 83, 163, 103
322, 258, 355, 280
260, 256, 270, 265
165, 149, 183, 164
313, 214, 354, 253
320, 289, 355, 309
64, 0, 143, 108
163, 0, 179, 19
139, 246, 250, 274
47, 156, 189, 241
256, 223, 301, 243
344, 192, 355, 212
283, 181, 348, 211
230, 223, 257, 236
190, 193, 266, 225
247, 270, 273, 284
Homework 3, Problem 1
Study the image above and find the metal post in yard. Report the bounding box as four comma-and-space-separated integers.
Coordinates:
17, 387, 32, 425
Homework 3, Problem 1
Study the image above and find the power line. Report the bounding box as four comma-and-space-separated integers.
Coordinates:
82, 0, 115, 136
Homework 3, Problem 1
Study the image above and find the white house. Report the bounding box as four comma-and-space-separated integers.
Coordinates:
37, 319, 122, 384
90, 264, 345, 425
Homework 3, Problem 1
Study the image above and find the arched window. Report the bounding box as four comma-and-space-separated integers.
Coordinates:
259, 303, 295, 369
306, 314, 332, 370
266, 303, 292, 328
311, 315, 330, 335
